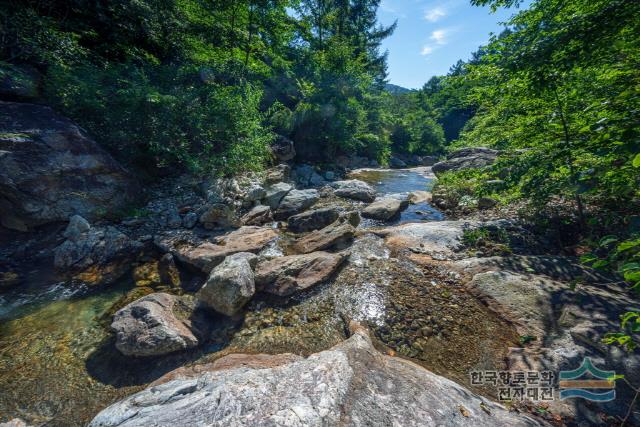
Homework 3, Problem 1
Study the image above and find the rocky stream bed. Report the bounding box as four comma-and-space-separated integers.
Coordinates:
1, 107, 639, 426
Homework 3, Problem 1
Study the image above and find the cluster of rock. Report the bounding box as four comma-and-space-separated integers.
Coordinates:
109, 179, 384, 357
104, 167, 441, 360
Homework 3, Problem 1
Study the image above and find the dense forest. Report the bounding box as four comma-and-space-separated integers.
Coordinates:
2, 0, 639, 356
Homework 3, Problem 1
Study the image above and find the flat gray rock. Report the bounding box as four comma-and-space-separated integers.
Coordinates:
255, 251, 346, 296
287, 207, 339, 233
362, 197, 408, 221
331, 179, 377, 202
264, 182, 293, 209
375, 220, 478, 260
274, 189, 319, 220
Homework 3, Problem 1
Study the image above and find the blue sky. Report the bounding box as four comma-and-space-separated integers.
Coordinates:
377, 0, 527, 89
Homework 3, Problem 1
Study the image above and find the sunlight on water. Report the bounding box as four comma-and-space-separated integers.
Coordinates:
348, 167, 445, 224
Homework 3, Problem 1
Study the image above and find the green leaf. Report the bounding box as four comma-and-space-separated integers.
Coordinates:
623, 270, 640, 283
599, 235, 618, 247
633, 153, 640, 168
592, 259, 610, 270
620, 312, 639, 328
621, 262, 640, 273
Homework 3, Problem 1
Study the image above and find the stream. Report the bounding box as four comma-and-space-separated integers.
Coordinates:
0, 167, 517, 426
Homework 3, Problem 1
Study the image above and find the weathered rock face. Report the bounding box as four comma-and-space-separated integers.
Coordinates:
263, 182, 293, 209
170, 226, 278, 273
362, 197, 408, 221
0, 102, 138, 231
331, 179, 376, 202
432, 147, 499, 177
53, 216, 143, 286
464, 265, 640, 423
198, 203, 238, 229
240, 204, 273, 226
292, 220, 355, 254
90, 325, 545, 427
111, 293, 206, 357
242, 184, 266, 203
287, 207, 339, 233
197, 252, 257, 316
255, 251, 346, 296
271, 135, 296, 162
273, 189, 319, 220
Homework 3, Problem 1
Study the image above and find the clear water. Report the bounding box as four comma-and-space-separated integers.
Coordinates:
0, 167, 516, 426
347, 167, 445, 224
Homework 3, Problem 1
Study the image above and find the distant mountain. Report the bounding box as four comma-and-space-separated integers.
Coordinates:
384, 83, 413, 94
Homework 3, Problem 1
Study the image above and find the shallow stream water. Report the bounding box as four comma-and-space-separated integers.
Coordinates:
0, 167, 517, 426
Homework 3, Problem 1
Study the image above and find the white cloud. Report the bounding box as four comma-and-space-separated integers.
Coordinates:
421, 45, 435, 55
430, 29, 450, 45
424, 7, 446, 22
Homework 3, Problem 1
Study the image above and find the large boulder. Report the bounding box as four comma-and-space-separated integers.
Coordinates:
331, 179, 376, 202
287, 207, 339, 233
197, 252, 258, 316
111, 293, 207, 357
362, 197, 408, 221
0, 102, 138, 231
241, 205, 273, 226
263, 182, 293, 209
54, 215, 143, 286
255, 251, 346, 296
432, 147, 498, 177
169, 226, 278, 273
273, 189, 319, 220
198, 203, 238, 229
242, 184, 266, 203
90, 324, 545, 427
292, 220, 356, 254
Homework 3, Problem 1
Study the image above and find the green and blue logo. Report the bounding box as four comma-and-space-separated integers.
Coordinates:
559, 358, 616, 402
